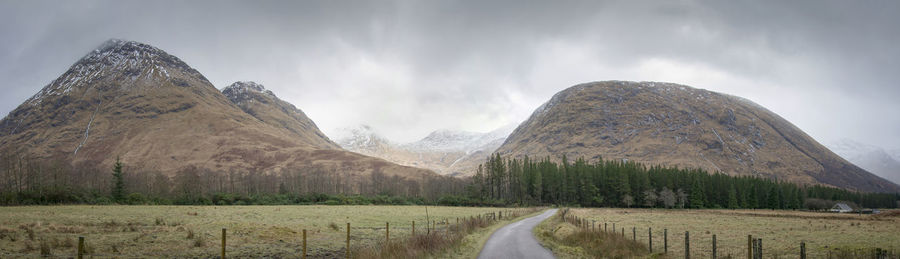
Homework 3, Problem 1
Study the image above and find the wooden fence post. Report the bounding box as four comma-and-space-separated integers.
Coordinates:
713, 234, 717, 259
346, 223, 350, 259
302, 229, 307, 259
752, 239, 757, 259
77, 236, 84, 259
664, 229, 668, 253
748, 235, 753, 259
758, 239, 763, 259
622, 228, 624, 237
221, 228, 226, 259
649, 227, 652, 253
613, 223, 616, 233
386, 222, 390, 243
800, 241, 806, 259
633, 227, 636, 241
412, 221, 415, 236
685, 231, 690, 259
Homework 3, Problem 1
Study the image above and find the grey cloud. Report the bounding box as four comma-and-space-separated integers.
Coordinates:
0, 0, 898, 147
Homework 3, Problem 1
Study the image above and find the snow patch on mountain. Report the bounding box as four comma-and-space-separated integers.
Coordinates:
26, 39, 207, 107
828, 139, 900, 185
332, 125, 396, 152
221, 81, 278, 106
403, 123, 517, 153
331, 123, 518, 176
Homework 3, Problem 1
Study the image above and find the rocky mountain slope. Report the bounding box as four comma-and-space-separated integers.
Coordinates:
334, 124, 515, 176
222, 81, 339, 149
496, 81, 900, 192
828, 139, 900, 185
0, 39, 434, 182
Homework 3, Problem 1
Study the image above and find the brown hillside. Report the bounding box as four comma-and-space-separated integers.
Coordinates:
497, 81, 900, 193
222, 81, 339, 150
0, 39, 434, 182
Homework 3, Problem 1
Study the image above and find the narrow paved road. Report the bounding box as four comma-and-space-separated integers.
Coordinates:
478, 209, 558, 259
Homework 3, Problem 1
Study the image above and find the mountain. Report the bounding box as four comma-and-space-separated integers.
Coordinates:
496, 81, 900, 192
333, 124, 516, 176
333, 125, 398, 155
828, 139, 900, 185
402, 124, 516, 153
0, 39, 433, 181
222, 81, 339, 149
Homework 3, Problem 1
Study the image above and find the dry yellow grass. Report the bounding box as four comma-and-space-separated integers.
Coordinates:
535, 209, 649, 259
570, 208, 900, 258
0, 205, 521, 258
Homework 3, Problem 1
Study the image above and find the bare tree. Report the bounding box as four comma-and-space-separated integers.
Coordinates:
676, 188, 688, 209
643, 189, 658, 207
622, 194, 634, 207
659, 187, 676, 208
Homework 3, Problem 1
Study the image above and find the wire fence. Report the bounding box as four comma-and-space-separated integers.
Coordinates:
0, 209, 535, 258
562, 210, 899, 259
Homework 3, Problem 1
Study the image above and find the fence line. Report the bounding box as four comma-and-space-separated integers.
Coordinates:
1, 209, 535, 258
560, 210, 898, 259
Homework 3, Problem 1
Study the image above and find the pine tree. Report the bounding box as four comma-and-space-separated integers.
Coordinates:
111, 156, 125, 202
616, 172, 631, 206
727, 183, 739, 209
689, 177, 704, 208
767, 186, 780, 210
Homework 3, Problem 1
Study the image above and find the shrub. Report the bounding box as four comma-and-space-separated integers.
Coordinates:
126, 193, 147, 205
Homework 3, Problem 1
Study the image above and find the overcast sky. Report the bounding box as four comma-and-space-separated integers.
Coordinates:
1, 0, 898, 148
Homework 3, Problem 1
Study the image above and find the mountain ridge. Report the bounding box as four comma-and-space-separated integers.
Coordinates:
222, 81, 339, 149
0, 39, 435, 183
497, 81, 900, 193
334, 124, 515, 176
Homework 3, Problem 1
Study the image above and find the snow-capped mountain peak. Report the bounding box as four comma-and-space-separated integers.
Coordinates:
332, 124, 395, 152
221, 81, 278, 105
403, 123, 517, 153
26, 39, 208, 107
328, 123, 518, 176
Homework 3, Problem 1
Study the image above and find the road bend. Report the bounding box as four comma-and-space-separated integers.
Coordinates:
477, 208, 558, 259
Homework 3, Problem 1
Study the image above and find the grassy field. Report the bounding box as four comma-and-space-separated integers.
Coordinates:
569, 208, 900, 258
534, 209, 648, 259
0, 205, 525, 258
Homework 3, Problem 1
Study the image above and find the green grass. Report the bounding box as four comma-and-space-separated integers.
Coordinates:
0, 205, 524, 257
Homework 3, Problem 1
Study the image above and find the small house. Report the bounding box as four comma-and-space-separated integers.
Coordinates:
829, 203, 853, 213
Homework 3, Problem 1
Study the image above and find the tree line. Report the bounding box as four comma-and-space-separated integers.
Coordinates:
469, 154, 900, 209
2, 149, 898, 209
0, 150, 470, 205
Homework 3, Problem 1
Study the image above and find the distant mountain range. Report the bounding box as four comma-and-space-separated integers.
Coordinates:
332, 124, 516, 176
827, 139, 900, 185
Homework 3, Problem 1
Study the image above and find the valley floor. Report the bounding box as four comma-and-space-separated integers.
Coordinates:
0, 205, 523, 258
